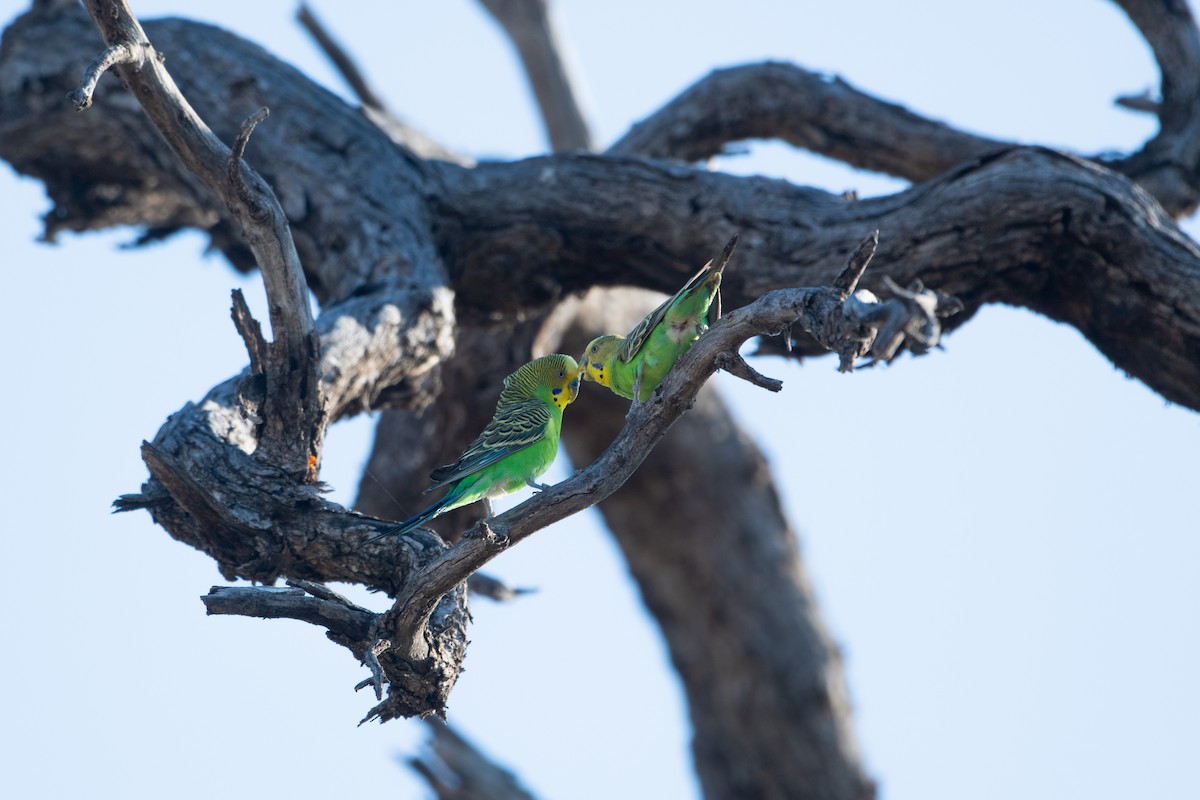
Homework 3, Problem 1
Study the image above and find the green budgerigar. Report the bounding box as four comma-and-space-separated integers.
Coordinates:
580, 234, 737, 402
370, 354, 581, 539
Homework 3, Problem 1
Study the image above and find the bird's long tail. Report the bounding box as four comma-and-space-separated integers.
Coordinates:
704, 232, 738, 322
366, 498, 448, 542
709, 232, 738, 281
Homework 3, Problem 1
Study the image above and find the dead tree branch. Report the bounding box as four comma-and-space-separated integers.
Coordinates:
478, 0, 592, 151
611, 61, 1007, 182
1109, 0, 1200, 216
296, 2, 464, 163
410, 719, 538, 800
72, 0, 322, 469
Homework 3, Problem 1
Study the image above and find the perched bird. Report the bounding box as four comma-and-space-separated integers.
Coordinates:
580, 234, 737, 403
369, 354, 581, 539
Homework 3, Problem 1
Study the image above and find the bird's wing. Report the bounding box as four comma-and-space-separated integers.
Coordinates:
618, 259, 715, 363
426, 399, 551, 489
619, 293, 672, 363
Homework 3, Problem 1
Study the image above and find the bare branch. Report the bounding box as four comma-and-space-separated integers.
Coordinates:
1116, 89, 1162, 113
202, 584, 375, 646
411, 719, 538, 800
1109, 0, 1200, 216
610, 62, 1006, 182
73, 0, 323, 470
478, 0, 593, 151
76, 1, 314, 350
4, 5, 1196, 738
610, 31, 1200, 224
296, 3, 385, 110
228, 107, 270, 217
66, 40, 140, 110
467, 573, 536, 602
716, 351, 783, 391
295, 3, 465, 163
230, 289, 267, 377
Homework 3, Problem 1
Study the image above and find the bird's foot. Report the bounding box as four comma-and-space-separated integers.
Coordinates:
525, 475, 552, 492
626, 394, 647, 421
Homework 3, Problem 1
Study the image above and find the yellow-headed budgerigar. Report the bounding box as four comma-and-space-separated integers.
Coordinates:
580, 234, 737, 403
370, 354, 580, 539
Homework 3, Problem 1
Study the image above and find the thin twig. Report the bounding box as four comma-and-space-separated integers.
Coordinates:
1115, 90, 1161, 113
477, 0, 592, 151
467, 573, 537, 602
833, 229, 879, 297
296, 3, 385, 110
229, 107, 270, 219
230, 289, 267, 375
716, 352, 783, 391
67, 41, 142, 110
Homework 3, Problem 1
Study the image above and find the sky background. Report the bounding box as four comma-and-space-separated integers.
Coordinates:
2, 1, 1198, 798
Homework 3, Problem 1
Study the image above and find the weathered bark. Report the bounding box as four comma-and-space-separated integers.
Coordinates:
611, 61, 1008, 181
1108, 0, 1200, 216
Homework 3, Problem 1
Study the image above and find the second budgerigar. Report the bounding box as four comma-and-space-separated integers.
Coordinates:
581, 234, 737, 402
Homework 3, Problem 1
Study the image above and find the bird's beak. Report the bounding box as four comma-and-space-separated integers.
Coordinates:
567, 377, 580, 404
578, 354, 592, 381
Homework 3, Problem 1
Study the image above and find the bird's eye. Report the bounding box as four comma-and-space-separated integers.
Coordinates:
558, 370, 565, 378
590, 345, 598, 353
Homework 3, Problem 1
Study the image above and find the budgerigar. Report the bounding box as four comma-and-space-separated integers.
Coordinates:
580, 235, 737, 403
370, 354, 580, 539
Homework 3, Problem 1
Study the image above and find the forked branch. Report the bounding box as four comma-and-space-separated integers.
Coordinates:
73, 0, 322, 470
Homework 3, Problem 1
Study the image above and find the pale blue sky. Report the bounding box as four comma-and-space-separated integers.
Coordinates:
2, 2, 1197, 799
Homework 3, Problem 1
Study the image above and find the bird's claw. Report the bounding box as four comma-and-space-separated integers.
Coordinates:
625, 395, 645, 421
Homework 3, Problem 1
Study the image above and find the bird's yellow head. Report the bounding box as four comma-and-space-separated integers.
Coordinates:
503, 353, 581, 410
579, 335, 623, 388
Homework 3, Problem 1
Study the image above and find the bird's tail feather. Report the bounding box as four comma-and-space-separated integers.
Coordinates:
687, 232, 738, 299
366, 499, 446, 542
712, 232, 738, 275
704, 233, 737, 322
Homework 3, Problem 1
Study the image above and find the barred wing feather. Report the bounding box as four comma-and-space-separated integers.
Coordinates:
425, 399, 550, 489
618, 258, 715, 363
